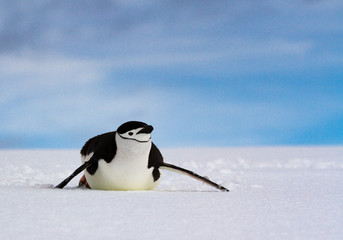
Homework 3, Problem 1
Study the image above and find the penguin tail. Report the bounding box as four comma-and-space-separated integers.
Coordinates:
159, 162, 229, 192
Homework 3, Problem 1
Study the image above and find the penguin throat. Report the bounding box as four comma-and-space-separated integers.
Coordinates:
118, 134, 151, 143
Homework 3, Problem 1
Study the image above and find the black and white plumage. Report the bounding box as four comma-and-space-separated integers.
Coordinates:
55, 121, 228, 192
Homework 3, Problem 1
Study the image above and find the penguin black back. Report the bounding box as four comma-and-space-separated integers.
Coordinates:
80, 132, 117, 174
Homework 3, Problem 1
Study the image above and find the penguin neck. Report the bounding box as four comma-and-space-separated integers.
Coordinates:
115, 132, 152, 155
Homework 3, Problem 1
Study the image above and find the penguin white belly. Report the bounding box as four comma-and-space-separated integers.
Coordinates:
83, 151, 160, 191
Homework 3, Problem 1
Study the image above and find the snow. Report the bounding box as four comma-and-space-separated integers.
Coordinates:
0, 147, 343, 240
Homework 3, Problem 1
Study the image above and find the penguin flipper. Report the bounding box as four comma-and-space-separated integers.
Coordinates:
160, 162, 229, 192
55, 154, 98, 189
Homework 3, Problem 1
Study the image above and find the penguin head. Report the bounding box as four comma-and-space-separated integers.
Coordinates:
117, 121, 154, 143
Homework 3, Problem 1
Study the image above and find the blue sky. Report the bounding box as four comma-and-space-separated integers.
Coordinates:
1, 0, 343, 149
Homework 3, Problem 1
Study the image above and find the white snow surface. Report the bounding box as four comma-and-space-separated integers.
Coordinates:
1, 147, 342, 240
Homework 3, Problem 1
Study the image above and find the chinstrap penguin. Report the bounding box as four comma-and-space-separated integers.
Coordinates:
55, 121, 228, 192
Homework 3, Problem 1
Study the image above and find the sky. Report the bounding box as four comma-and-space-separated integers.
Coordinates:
1, 0, 343, 149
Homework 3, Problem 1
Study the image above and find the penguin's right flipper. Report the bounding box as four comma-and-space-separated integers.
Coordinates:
160, 162, 229, 192
54, 154, 98, 189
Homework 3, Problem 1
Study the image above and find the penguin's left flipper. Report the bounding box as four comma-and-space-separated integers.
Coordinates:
160, 162, 229, 192
54, 154, 98, 189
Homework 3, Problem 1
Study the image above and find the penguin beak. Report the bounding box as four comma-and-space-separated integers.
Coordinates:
137, 125, 154, 134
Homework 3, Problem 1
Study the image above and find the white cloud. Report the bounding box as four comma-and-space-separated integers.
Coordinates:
0, 53, 104, 83
1, 59, 170, 137
0, 53, 107, 105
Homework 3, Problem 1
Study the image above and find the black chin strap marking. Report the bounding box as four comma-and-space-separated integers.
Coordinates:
119, 134, 151, 143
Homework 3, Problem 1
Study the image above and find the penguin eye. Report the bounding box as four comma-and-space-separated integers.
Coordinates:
128, 132, 133, 136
